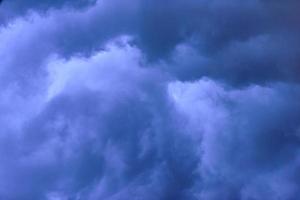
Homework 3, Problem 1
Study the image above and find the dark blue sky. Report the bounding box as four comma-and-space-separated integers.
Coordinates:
1, 0, 300, 199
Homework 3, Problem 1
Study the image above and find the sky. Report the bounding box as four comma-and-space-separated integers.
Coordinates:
0, 0, 300, 199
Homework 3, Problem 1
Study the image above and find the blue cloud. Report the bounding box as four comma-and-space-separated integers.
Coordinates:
0, 1, 300, 199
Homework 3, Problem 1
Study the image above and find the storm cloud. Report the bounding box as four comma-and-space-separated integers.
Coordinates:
0, 0, 300, 199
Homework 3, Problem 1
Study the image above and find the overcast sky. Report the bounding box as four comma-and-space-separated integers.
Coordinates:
1, 0, 300, 199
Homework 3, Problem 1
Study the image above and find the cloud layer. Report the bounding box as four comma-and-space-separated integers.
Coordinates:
0, 0, 300, 199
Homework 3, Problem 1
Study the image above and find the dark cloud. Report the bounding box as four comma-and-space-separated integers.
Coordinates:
141, 0, 299, 85
0, 0, 96, 24
2, 0, 299, 86
1, 0, 300, 199
164, 32, 300, 85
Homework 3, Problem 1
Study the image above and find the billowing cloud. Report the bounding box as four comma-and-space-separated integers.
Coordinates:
169, 80, 300, 199
0, 42, 200, 199
0, 0, 300, 199
2, 0, 299, 85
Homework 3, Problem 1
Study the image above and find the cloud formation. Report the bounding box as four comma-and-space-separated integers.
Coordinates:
0, 0, 300, 199
2, 0, 299, 85
170, 80, 300, 199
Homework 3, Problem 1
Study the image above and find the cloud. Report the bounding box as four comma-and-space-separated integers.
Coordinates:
0, 0, 96, 24
2, 0, 299, 85
163, 32, 300, 85
169, 79, 300, 199
1, 0, 300, 199
0, 42, 200, 199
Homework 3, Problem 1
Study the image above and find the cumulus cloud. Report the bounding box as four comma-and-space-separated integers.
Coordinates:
0, 0, 300, 199
169, 80, 300, 199
0, 41, 200, 199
